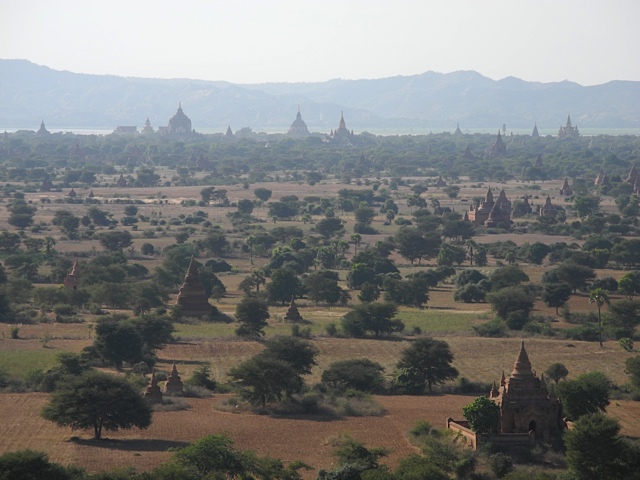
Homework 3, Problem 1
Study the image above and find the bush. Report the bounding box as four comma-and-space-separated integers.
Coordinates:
187, 365, 217, 391
562, 324, 601, 342
473, 319, 506, 337
489, 453, 514, 478
505, 310, 530, 330
454, 284, 487, 303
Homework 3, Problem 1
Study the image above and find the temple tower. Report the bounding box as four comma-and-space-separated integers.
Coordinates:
284, 297, 303, 322
165, 362, 184, 395
144, 372, 163, 404
287, 106, 310, 137
176, 256, 212, 318
168, 103, 192, 134
63, 261, 79, 290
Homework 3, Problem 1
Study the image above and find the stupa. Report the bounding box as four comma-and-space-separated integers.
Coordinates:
176, 256, 212, 318
559, 178, 573, 196
144, 372, 163, 404
63, 261, 79, 290
284, 297, 303, 322
165, 362, 184, 395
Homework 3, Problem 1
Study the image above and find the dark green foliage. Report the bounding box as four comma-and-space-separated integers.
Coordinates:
187, 365, 217, 391
454, 283, 487, 303
473, 319, 507, 337
261, 336, 318, 377
321, 359, 385, 393
455, 269, 488, 287
605, 300, 640, 338
395, 227, 441, 265
625, 356, 640, 388
490, 265, 529, 291
172, 434, 255, 478
0, 450, 82, 480
564, 413, 633, 480
487, 287, 534, 321
266, 268, 302, 305
488, 453, 513, 478
234, 297, 270, 337
463, 396, 500, 434
382, 276, 429, 308
304, 270, 349, 306
253, 187, 272, 202
556, 371, 610, 420
542, 283, 572, 315
93, 318, 144, 368
552, 263, 596, 292
97, 230, 133, 252
341, 302, 403, 338
545, 363, 569, 384
228, 356, 299, 409
315, 217, 345, 239
41, 371, 152, 439
396, 338, 458, 393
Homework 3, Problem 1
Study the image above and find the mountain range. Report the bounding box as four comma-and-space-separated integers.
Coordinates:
0, 59, 638, 131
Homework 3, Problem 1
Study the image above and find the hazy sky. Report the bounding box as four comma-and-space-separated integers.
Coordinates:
1, 0, 638, 86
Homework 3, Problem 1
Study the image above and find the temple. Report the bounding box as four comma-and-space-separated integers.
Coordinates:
558, 115, 579, 138
168, 103, 192, 134
284, 297, 303, 322
487, 131, 506, 157
435, 176, 447, 187
559, 178, 573, 196
531, 123, 539, 138
453, 123, 463, 135
176, 256, 212, 318
144, 372, 163, 404
142, 118, 155, 134
468, 188, 511, 227
329, 112, 354, 143
165, 362, 184, 395
287, 107, 310, 137
539, 195, 558, 217
490, 342, 564, 442
625, 164, 639, 185
533, 154, 543, 168
594, 169, 609, 186
116, 174, 127, 188
36, 120, 50, 136
63, 261, 79, 290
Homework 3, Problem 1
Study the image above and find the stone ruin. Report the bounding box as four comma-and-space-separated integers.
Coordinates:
176, 256, 212, 318
143, 371, 163, 404
284, 297, 303, 322
165, 362, 184, 395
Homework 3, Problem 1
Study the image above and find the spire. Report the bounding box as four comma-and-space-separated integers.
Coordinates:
491, 381, 499, 397
186, 256, 198, 276
338, 111, 346, 130
566, 115, 572, 127
500, 370, 506, 386
511, 340, 534, 378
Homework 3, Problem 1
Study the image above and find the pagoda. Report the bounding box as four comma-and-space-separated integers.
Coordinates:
559, 178, 573, 196
176, 256, 212, 318
165, 362, 184, 395
329, 112, 354, 143
63, 261, 79, 290
487, 131, 506, 157
462, 144, 475, 160
67, 188, 77, 198
531, 123, 539, 138
533, 154, 543, 168
36, 120, 50, 136
142, 118, 154, 134
287, 106, 310, 137
489, 341, 564, 442
168, 103, 192, 134
453, 123, 463, 135
539, 195, 557, 217
144, 372, 163, 404
435, 176, 447, 187
284, 297, 303, 322
558, 115, 579, 138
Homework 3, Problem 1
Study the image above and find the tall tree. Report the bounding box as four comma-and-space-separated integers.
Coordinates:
41, 371, 151, 440
396, 338, 458, 393
589, 288, 610, 347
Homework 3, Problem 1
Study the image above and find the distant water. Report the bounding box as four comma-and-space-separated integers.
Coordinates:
2, 127, 638, 136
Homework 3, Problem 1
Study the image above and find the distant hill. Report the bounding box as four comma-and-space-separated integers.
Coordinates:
0, 59, 638, 131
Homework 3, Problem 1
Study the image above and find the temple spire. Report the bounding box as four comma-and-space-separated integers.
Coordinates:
511, 340, 534, 378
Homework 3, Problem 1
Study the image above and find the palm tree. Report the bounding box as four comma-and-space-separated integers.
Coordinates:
589, 288, 610, 347
350, 234, 362, 257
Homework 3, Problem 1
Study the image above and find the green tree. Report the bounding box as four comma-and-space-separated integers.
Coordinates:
435, 243, 466, 267
556, 371, 610, 420
545, 363, 569, 384
542, 283, 572, 314
198, 230, 229, 257
266, 268, 301, 305
321, 359, 385, 393
93, 317, 144, 368
253, 187, 272, 202
490, 265, 529, 290
564, 413, 631, 480
237, 198, 254, 215
618, 270, 640, 299
589, 288, 610, 347
315, 217, 345, 239
304, 270, 348, 306
0, 450, 80, 480
395, 228, 441, 265
235, 297, 270, 337
487, 286, 534, 321
625, 356, 640, 388
341, 302, 403, 338
8, 199, 37, 230
573, 195, 600, 220
172, 434, 255, 479
228, 356, 299, 409
396, 338, 459, 393
463, 396, 500, 434
98, 231, 133, 252
41, 371, 151, 439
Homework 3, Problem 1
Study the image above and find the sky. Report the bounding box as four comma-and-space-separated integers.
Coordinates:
1, 0, 639, 86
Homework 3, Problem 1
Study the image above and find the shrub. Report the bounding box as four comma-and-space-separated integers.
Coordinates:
473, 319, 506, 337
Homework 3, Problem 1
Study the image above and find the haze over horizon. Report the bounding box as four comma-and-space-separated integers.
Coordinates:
1, 0, 639, 87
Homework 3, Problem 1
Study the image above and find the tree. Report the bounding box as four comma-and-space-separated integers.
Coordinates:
556, 371, 610, 420
487, 286, 534, 321
254, 187, 272, 202
199, 231, 229, 257
262, 336, 318, 377
545, 363, 569, 384
573, 195, 600, 220
542, 283, 572, 314
236, 198, 254, 215
618, 271, 640, 299
304, 270, 348, 306
589, 288, 610, 347
228, 356, 299, 409
462, 396, 500, 434
266, 268, 301, 305
235, 297, 270, 337
522, 242, 551, 265
314, 217, 345, 239
552, 263, 596, 292
41, 371, 151, 440
8, 199, 37, 230
395, 228, 441, 265
625, 356, 640, 388
341, 302, 403, 338
383, 277, 429, 308
436, 243, 466, 267
52, 210, 81, 238
321, 359, 385, 393
564, 413, 630, 480
396, 338, 459, 393
98, 231, 133, 252
490, 265, 529, 290
140, 242, 155, 256
93, 317, 144, 368
173, 434, 255, 478
0, 450, 80, 480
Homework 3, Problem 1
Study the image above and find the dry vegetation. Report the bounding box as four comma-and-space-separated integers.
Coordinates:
1, 175, 638, 476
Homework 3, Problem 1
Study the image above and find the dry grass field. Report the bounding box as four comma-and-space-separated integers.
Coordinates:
1, 175, 638, 475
